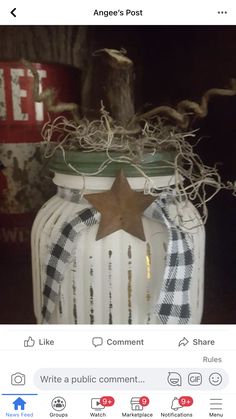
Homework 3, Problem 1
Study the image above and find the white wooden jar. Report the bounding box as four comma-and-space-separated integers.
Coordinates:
31, 151, 205, 324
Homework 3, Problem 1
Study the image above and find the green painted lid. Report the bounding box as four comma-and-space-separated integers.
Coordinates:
49, 150, 176, 177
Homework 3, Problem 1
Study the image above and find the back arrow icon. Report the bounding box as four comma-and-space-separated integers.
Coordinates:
11, 8, 16, 17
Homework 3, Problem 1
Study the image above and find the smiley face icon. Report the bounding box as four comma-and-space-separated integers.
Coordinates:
209, 373, 222, 386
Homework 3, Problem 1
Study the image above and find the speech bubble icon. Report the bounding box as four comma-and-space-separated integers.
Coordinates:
92, 337, 103, 347
167, 372, 182, 386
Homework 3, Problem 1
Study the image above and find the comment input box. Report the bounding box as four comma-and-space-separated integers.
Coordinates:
34, 368, 228, 391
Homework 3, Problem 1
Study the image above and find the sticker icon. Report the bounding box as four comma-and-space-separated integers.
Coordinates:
167, 372, 182, 386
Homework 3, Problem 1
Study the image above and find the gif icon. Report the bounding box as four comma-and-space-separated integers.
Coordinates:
188, 372, 202, 386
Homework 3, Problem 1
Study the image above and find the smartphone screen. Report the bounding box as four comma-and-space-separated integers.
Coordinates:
0, 1, 235, 417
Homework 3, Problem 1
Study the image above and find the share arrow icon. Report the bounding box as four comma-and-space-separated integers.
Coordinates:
178, 337, 189, 347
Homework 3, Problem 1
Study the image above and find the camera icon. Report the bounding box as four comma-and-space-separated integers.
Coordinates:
11, 372, 26, 386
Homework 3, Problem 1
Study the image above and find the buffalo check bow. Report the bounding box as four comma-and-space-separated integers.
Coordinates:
41, 187, 194, 324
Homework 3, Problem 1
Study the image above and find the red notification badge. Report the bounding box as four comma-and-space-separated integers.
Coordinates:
179, 396, 193, 407
139, 396, 150, 407
100, 396, 115, 407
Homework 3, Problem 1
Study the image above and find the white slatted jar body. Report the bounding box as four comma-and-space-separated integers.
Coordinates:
31, 152, 205, 324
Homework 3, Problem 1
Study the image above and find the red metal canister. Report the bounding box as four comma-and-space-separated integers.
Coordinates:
0, 62, 80, 258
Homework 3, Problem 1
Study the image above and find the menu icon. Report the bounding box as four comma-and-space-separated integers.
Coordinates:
209, 398, 223, 411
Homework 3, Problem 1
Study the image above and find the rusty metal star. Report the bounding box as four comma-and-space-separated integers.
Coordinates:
84, 170, 156, 241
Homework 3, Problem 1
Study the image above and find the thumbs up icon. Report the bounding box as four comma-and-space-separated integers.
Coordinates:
24, 336, 35, 347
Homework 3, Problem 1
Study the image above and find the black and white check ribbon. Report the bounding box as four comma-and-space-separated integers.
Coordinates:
145, 194, 194, 324
41, 187, 194, 324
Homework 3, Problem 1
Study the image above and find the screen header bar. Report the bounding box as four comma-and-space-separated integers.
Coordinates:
1, 0, 235, 25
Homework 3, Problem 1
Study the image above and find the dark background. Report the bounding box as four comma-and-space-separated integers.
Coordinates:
0, 26, 236, 323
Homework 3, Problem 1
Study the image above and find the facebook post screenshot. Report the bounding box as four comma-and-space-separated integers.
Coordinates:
0, 1, 236, 417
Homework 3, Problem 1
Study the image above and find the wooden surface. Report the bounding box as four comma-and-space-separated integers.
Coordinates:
0, 26, 236, 324
0, 26, 88, 68
82, 49, 135, 124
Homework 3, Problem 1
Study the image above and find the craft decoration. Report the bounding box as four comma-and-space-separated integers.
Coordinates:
42, 188, 193, 324
22, 55, 236, 223
25, 50, 236, 326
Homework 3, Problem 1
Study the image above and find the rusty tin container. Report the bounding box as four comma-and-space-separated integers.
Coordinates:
0, 62, 80, 257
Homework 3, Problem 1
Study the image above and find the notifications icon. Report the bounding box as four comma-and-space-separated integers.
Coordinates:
171, 397, 183, 411
92, 337, 103, 347
167, 372, 182, 386
171, 396, 193, 411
